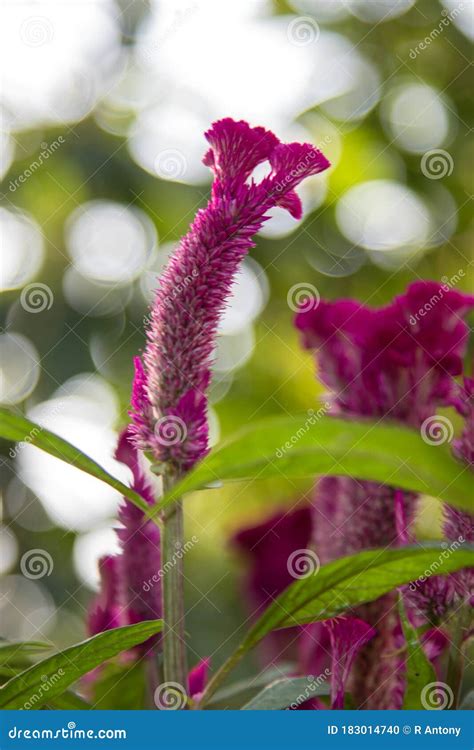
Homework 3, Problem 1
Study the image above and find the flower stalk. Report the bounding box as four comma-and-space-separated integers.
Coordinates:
161, 473, 188, 693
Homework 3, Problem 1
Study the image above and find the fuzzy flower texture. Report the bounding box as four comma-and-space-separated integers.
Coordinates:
131, 118, 329, 471
236, 281, 474, 709
88, 119, 329, 658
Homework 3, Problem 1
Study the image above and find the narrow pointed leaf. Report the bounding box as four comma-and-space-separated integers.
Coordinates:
0, 620, 163, 709
205, 665, 295, 710
0, 642, 51, 664
155, 415, 472, 514
200, 545, 474, 706
47, 691, 91, 710
242, 676, 329, 710
0, 408, 150, 516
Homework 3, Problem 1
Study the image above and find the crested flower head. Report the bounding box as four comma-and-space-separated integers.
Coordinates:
295, 281, 474, 426
131, 118, 329, 470
294, 281, 474, 708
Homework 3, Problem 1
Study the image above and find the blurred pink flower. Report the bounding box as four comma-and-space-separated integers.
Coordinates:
294, 280, 474, 708
88, 428, 161, 654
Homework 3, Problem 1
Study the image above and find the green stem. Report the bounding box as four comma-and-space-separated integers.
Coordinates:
198, 646, 246, 708
145, 654, 162, 709
161, 473, 188, 698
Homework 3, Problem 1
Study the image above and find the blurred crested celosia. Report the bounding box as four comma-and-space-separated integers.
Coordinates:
293, 281, 474, 708
131, 118, 330, 471
233, 506, 376, 710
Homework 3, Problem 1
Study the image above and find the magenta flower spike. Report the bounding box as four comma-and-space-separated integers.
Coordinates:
114, 429, 162, 632
294, 281, 474, 708
131, 118, 330, 471
87, 555, 123, 636
87, 428, 161, 652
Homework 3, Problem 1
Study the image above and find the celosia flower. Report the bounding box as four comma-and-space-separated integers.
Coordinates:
188, 658, 211, 704
233, 506, 376, 709
131, 118, 329, 471
88, 555, 122, 636
446, 377, 474, 612
88, 428, 161, 652
294, 281, 474, 708
233, 506, 312, 664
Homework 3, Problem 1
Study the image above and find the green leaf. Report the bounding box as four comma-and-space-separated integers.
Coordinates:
0, 641, 51, 665
242, 676, 329, 710
47, 691, 91, 710
91, 661, 147, 710
156, 415, 472, 515
0, 408, 150, 517
0, 620, 163, 710
399, 598, 436, 709
205, 665, 295, 710
200, 544, 474, 706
